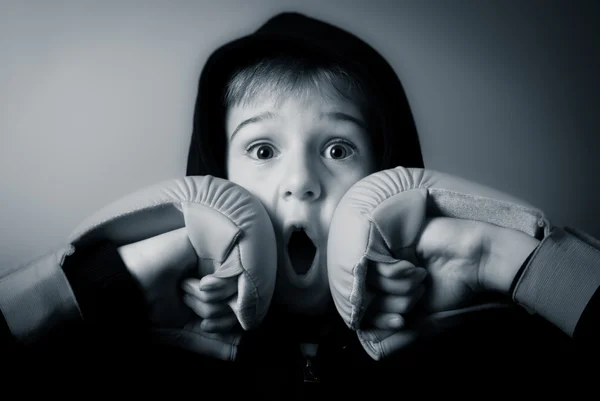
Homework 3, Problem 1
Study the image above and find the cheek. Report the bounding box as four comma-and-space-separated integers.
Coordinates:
329, 167, 370, 200
227, 155, 264, 190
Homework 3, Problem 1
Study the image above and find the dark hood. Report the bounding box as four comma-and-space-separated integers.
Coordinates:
186, 11, 424, 178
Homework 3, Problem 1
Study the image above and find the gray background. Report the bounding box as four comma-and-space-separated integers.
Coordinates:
1, 0, 598, 270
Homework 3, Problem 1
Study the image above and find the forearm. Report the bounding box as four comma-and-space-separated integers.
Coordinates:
0, 241, 148, 348
481, 224, 540, 294
62, 241, 148, 331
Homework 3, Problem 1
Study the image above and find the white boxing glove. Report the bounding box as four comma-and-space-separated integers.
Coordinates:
327, 167, 550, 360
0, 175, 277, 361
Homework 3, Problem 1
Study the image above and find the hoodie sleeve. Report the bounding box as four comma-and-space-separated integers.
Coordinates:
0, 241, 148, 351
511, 226, 600, 352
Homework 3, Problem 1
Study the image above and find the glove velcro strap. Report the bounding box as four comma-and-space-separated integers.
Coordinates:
0, 248, 82, 343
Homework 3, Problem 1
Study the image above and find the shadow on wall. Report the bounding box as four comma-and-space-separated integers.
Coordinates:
0, 0, 598, 269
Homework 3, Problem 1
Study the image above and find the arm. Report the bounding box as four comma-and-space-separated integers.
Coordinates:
481, 224, 600, 351
1, 175, 278, 363
0, 241, 148, 352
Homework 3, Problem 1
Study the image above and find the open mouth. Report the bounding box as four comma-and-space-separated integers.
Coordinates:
287, 228, 317, 275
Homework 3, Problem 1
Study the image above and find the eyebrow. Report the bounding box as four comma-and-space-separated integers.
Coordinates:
229, 110, 365, 142
320, 111, 366, 129
230, 111, 277, 142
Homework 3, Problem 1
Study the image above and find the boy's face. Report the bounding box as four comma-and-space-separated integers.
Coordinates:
226, 85, 376, 315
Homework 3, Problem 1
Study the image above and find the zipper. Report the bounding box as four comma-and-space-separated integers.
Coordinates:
300, 343, 320, 384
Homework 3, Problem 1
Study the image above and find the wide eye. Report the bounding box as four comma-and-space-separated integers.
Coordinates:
247, 143, 278, 160
323, 141, 355, 160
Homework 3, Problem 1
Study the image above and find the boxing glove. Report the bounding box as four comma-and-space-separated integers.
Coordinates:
0, 175, 277, 361
327, 166, 550, 360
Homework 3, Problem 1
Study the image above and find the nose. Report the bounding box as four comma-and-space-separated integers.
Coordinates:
281, 156, 322, 202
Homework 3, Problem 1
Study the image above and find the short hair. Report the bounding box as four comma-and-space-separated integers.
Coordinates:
223, 54, 369, 114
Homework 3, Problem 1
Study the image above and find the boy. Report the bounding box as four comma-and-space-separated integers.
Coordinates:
2, 11, 599, 397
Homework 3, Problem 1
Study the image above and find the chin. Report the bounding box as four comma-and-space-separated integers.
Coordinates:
272, 263, 333, 316
271, 229, 334, 315
273, 288, 333, 316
